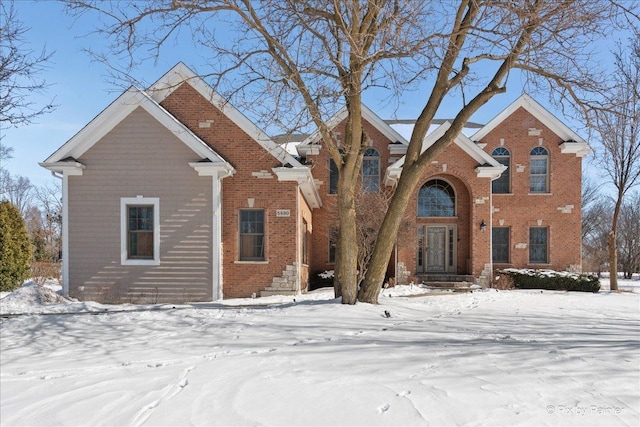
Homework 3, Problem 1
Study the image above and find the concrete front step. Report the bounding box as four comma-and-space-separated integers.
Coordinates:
260, 289, 299, 297
423, 281, 474, 289
417, 274, 475, 283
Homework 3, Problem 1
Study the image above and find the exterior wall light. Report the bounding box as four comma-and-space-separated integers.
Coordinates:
480, 220, 487, 232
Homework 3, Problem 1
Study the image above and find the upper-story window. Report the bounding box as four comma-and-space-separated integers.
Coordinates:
530, 146, 549, 193
418, 179, 455, 217
362, 148, 380, 193
492, 147, 510, 194
329, 158, 338, 194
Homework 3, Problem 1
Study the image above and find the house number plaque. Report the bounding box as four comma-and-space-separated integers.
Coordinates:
276, 209, 291, 217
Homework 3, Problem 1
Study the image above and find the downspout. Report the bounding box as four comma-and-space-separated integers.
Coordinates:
296, 184, 301, 294
50, 171, 64, 292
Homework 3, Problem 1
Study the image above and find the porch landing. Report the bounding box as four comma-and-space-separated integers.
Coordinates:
415, 274, 476, 293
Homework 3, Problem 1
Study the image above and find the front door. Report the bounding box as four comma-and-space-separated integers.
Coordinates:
417, 225, 456, 273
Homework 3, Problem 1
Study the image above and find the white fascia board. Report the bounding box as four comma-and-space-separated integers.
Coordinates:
300, 106, 348, 146
299, 104, 410, 149
43, 87, 141, 163
476, 165, 507, 179
149, 62, 303, 167
471, 94, 587, 144
390, 121, 502, 169
189, 162, 236, 178
560, 141, 592, 157
361, 105, 409, 145
41, 87, 228, 166
38, 161, 86, 175
272, 167, 322, 209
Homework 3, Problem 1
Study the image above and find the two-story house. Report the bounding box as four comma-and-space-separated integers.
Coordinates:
41, 63, 589, 302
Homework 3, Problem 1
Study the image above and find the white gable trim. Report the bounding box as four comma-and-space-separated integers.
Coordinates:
471, 94, 587, 144
389, 122, 503, 169
148, 62, 303, 167
299, 104, 409, 149
384, 122, 505, 185
42, 87, 229, 166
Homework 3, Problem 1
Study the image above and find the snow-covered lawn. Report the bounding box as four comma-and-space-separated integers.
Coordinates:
1, 279, 639, 426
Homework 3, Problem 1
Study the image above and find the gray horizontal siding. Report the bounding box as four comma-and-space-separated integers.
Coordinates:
68, 107, 214, 303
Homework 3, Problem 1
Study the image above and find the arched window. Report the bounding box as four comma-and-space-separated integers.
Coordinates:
418, 179, 455, 217
492, 147, 510, 194
362, 148, 379, 192
530, 147, 549, 193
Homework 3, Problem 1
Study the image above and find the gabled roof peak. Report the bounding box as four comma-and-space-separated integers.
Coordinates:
299, 103, 409, 149
149, 62, 304, 168
471, 94, 586, 144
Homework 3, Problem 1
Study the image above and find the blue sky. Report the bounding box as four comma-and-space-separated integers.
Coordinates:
0, 0, 625, 192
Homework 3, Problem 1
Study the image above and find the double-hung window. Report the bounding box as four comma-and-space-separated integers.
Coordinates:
529, 227, 549, 264
492, 227, 510, 263
492, 147, 510, 194
362, 148, 380, 193
530, 147, 549, 193
239, 210, 265, 261
121, 197, 160, 265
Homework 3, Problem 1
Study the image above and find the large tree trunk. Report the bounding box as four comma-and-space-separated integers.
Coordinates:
333, 96, 366, 304
358, 165, 423, 303
335, 172, 359, 304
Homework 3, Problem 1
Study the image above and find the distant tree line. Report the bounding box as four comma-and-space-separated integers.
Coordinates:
582, 178, 640, 279
0, 145, 62, 264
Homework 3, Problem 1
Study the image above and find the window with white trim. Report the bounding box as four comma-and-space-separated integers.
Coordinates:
121, 197, 160, 265
492, 147, 510, 194
530, 147, 549, 193
239, 209, 265, 261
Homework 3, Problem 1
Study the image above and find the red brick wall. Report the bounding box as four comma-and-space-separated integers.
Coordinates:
399, 142, 493, 278
161, 83, 301, 298
478, 107, 583, 271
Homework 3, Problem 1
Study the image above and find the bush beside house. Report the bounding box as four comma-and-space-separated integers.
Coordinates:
0, 201, 32, 292
497, 268, 600, 293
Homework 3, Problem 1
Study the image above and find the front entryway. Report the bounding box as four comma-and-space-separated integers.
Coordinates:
417, 225, 457, 273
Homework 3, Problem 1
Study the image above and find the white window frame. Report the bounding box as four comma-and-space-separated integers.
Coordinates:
121, 197, 160, 266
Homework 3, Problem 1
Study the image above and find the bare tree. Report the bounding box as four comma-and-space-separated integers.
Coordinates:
32, 181, 62, 262
618, 192, 640, 279
581, 188, 612, 276
0, 0, 55, 127
590, 37, 640, 290
0, 172, 33, 216
355, 191, 410, 287
581, 177, 606, 242
64, 0, 632, 303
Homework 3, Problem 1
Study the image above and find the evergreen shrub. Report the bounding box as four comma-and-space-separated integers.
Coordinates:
0, 201, 32, 292
497, 268, 600, 293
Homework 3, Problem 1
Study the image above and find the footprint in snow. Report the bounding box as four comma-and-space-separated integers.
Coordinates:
377, 403, 390, 414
